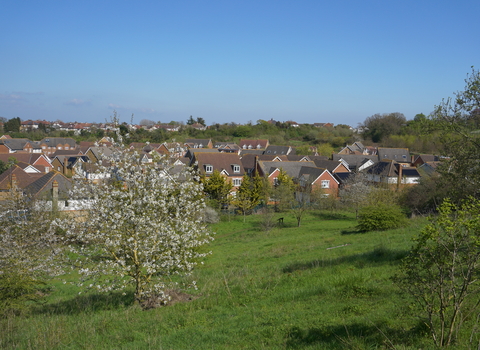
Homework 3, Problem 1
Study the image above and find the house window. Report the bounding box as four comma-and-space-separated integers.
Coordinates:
205, 165, 213, 173
321, 180, 330, 188
233, 178, 242, 186
233, 165, 240, 173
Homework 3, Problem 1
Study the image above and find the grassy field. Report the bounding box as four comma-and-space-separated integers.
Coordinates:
1, 210, 436, 349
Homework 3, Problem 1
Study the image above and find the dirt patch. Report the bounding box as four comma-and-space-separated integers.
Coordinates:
141, 289, 200, 310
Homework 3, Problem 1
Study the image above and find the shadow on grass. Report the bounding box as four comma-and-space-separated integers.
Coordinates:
311, 211, 356, 221
340, 228, 361, 235
33, 290, 134, 315
285, 320, 428, 349
282, 246, 408, 273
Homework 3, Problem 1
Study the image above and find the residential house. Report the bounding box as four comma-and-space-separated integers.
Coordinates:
332, 154, 378, 172
238, 139, 269, 150
192, 152, 245, 188
184, 139, 213, 149
412, 154, 440, 167
23, 171, 72, 201
0, 166, 45, 194
38, 137, 77, 156
51, 155, 89, 176
0, 138, 35, 153
365, 160, 421, 185
214, 142, 241, 153
264, 145, 295, 156
377, 148, 411, 165
156, 142, 187, 158
0, 153, 52, 173
297, 166, 340, 197
310, 159, 350, 174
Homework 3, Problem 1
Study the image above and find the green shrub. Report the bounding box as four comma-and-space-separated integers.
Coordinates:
357, 203, 408, 232
0, 271, 46, 317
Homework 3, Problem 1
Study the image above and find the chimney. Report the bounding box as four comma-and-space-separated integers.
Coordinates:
10, 174, 17, 190
397, 163, 403, 190
64, 157, 69, 175
52, 180, 59, 212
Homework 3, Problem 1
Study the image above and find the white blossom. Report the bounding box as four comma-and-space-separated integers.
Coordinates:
58, 148, 214, 304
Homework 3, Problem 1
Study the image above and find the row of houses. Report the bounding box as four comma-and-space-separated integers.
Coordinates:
0, 136, 436, 209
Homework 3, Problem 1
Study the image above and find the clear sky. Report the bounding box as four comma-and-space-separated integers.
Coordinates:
1, 0, 479, 127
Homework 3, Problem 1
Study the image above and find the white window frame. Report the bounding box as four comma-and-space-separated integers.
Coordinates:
233, 178, 242, 186
205, 165, 213, 173
233, 165, 240, 173
321, 180, 330, 189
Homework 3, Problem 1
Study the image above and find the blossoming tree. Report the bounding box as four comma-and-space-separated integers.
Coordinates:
64, 149, 214, 304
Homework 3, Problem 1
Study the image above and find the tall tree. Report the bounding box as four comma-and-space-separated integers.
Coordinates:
4, 117, 21, 133
362, 112, 406, 142
187, 115, 195, 125
429, 67, 480, 202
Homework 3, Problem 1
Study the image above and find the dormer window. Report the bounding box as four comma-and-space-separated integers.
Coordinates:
233, 165, 240, 173
205, 165, 213, 173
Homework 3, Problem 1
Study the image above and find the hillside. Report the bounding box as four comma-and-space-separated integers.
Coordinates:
1, 211, 437, 349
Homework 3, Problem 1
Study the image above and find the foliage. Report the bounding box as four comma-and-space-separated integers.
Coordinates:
400, 173, 447, 215
232, 174, 259, 221
0, 190, 62, 315
201, 170, 232, 209
428, 67, 480, 202
395, 198, 480, 347
272, 169, 295, 212
357, 203, 408, 232
3, 117, 21, 133
61, 149, 214, 304
362, 112, 407, 143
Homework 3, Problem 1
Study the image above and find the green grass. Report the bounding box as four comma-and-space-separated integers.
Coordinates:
1, 210, 436, 349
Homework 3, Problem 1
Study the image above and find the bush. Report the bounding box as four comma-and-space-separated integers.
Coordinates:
0, 271, 46, 317
357, 204, 408, 232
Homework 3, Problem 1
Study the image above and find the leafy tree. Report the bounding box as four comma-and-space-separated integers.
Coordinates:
61, 151, 214, 305
233, 174, 257, 221
272, 169, 295, 212
429, 67, 480, 202
395, 198, 480, 347
362, 112, 407, 142
4, 117, 21, 133
202, 170, 232, 209
196, 117, 206, 126
187, 115, 195, 125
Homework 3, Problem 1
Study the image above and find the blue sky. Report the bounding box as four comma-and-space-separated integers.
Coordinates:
1, 0, 479, 127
